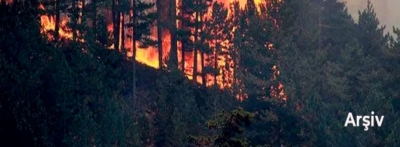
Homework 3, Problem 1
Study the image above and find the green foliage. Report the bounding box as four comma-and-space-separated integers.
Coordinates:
232, 0, 277, 100
0, 1, 139, 146
240, 98, 313, 146
154, 69, 205, 147
274, 0, 399, 146
189, 107, 254, 147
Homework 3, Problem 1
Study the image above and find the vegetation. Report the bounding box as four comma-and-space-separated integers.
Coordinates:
0, 0, 399, 146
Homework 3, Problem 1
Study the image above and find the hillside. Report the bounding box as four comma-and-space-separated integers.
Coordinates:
1, 0, 400, 147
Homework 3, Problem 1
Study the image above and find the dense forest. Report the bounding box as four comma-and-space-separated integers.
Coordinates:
0, 0, 399, 146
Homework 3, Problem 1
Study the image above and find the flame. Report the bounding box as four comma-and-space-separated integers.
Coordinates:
39, 3, 84, 42
39, 4, 70, 40
125, 27, 170, 68
270, 64, 287, 101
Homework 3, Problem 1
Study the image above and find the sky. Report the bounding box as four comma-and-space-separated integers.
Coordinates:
225, 0, 399, 33
340, 0, 400, 33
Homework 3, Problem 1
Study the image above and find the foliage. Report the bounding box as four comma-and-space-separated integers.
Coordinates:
189, 107, 254, 147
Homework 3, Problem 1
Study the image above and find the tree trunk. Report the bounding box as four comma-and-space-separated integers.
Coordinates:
214, 39, 218, 86
181, 47, 185, 72
54, 0, 60, 41
201, 52, 205, 87
120, 13, 124, 52
169, 0, 178, 68
132, 0, 136, 103
92, 0, 97, 31
181, 40, 185, 72
200, 13, 206, 88
112, 0, 120, 52
222, 54, 226, 87
132, 35, 136, 103
72, 0, 77, 42
193, 9, 198, 83
157, 0, 163, 70
180, 5, 185, 72
81, 0, 85, 26
232, 45, 237, 95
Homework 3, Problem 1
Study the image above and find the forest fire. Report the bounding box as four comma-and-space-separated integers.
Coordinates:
121, 25, 171, 69
38, 0, 286, 101
39, 3, 85, 42
39, 4, 71, 40
5, 1, 400, 146
106, 0, 236, 89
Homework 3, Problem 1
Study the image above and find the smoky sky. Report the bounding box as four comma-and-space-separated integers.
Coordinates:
153, 0, 399, 33
232, 0, 399, 33
340, 0, 400, 33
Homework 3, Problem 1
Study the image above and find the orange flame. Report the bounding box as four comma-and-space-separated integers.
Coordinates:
39, 4, 71, 40
39, 3, 84, 42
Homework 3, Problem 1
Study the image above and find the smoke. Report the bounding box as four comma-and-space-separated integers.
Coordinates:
340, 0, 400, 33
232, 0, 400, 33
228, 0, 399, 33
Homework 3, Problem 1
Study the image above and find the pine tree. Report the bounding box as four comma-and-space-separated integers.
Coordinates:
72, 0, 78, 42
356, 0, 389, 58
240, 98, 313, 146
384, 28, 400, 146
177, 0, 195, 72
347, 0, 389, 117
387, 27, 400, 102
233, 0, 276, 100
156, 0, 163, 69
227, 1, 242, 97
91, 0, 97, 33
126, 0, 155, 131
189, 107, 254, 147
169, 0, 179, 68
194, 0, 212, 87
192, 0, 200, 83
205, 1, 229, 87
267, 0, 329, 145
54, 0, 61, 41
313, 0, 356, 60
112, 0, 120, 51
1, 1, 164, 147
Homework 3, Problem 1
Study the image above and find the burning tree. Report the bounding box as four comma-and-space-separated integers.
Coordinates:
204, 1, 232, 88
